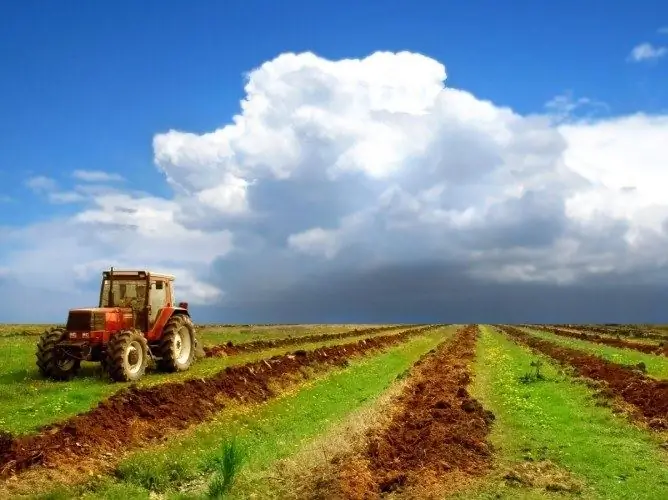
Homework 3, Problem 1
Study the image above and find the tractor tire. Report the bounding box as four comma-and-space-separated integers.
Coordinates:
36, 328, 81, 381
106, 330, 149, 382
157, 315, 196, 372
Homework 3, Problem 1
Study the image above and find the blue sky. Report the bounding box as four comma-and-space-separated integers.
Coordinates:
1, 1, 668, 322
2, 0, 666, 215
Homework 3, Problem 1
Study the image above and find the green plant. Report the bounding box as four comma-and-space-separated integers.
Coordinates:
206, 439, 247, 499
115, 455, 194, 492
33, 490, 70, 500
519, 360, 546, 384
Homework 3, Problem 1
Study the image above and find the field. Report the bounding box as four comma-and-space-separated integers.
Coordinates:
0, 323, 667, 499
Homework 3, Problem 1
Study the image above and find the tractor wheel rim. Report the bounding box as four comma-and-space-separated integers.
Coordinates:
174, 327, 192, 364
57, 358, 75, 370
125, 341, 144, 374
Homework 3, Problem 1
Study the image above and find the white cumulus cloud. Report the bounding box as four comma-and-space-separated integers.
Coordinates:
628, 42, 667, 62
25, 175, 57, 192
72, 170, 125, 182
3, 50, 668, 320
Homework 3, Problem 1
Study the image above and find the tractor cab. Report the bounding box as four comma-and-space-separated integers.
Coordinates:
98, 269, 183, 332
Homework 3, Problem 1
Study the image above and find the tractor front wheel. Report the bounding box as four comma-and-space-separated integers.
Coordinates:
36, 328, 81, 381
106, 330, 149, 382
157, 315, 196, 372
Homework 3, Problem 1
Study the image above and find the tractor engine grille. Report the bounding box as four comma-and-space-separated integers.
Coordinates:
66, 311, 105, 331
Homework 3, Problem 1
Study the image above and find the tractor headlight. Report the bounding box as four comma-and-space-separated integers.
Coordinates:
69, 332, 77, 339
82, 332, 89, 339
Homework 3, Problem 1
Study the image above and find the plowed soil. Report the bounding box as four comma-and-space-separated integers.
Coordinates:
529, 324, 668, 342
0, 325, 441, 478
204, 324, 412, 357
529, 325, 668, 356
322, 325, 494, 498
499, 325, 668, 430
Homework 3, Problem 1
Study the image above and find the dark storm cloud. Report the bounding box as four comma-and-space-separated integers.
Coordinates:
196, 260, 668, 324
0, 278, 91, 323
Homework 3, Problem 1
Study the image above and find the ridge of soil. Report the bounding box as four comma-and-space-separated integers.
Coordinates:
498, 325, 668, 430
204, 324, 415, 357
321, 324, 494, 499
0, 325, 442, 479
524, 324, 668, 342
528, 325, 668, 356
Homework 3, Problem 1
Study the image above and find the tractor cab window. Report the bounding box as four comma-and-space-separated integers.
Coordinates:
148, 280, 168, 326
100, 279, 148, 308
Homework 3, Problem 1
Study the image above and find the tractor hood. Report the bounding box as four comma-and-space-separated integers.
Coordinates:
68, 307, 131, 313
66, 307, 135, 332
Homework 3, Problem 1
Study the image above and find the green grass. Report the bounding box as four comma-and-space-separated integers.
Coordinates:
193, 324, 375, 346
0, 325, 410, 435
39, 327, 452, 500
451, 325, 668, 500
521, 327, 668, 379
0, 325, 49, 338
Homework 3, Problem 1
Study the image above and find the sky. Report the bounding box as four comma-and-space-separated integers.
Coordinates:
1, 0, 668, 323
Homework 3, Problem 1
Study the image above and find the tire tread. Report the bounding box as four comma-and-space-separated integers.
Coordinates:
156, 315, 195, 372
106, 330, 149, 382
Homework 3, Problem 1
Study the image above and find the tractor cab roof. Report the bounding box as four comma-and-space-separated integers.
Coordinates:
102, 269, 176, 281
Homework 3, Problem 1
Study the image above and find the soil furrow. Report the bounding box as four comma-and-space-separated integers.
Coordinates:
317, 324, 494, 499
0, 325, 442, 479
526, 324, 668, 342
498, 325, 668, 430
204, 324, 418, 357
527, 325, 668, 356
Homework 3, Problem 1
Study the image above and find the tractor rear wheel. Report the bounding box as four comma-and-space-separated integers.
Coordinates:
157, 315, 196, 372
106, 330, 149, 382
36, 328, 81, 381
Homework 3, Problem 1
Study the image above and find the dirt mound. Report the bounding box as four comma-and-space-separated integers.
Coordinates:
499, 326, 668, 427
203, 325, 409, 357
529, 325, 668, 356
0, 325, 441, 478
325, 325, 493, 498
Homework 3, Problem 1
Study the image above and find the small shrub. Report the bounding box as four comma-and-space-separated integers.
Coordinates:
519, 360, 546, 384
206, 439, 247, 499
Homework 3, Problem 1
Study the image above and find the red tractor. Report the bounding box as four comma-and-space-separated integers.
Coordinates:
36, 268, 201, 382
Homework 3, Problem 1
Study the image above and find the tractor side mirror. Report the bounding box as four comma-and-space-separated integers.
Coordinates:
178, 302, 189, 310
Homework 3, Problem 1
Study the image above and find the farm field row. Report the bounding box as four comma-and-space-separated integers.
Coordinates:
529, 324, 667, 349
499, 326, 668, 428
0, 324, 667, 499
0, 324, 422, 434
0, 324, 448, 497
518, 325, 668, 379
529, 323, 668, 342
455, 326, 668, 500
